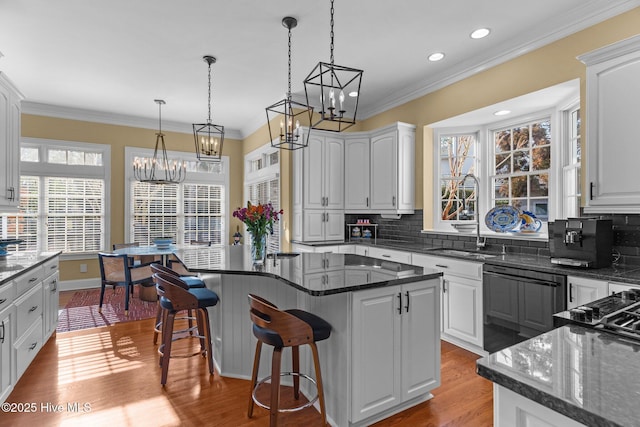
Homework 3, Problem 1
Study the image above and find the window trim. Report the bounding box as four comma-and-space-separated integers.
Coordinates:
18, 137, 111, 260
123, 146, 229, 248
243, 144, 281, 252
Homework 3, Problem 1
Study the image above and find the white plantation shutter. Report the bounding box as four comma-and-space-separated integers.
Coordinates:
183, 183, 224, 244
132, 182, 179, 244
46, 177, 104, 252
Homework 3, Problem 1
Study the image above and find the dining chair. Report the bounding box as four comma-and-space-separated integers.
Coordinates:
98, 252, 154, 315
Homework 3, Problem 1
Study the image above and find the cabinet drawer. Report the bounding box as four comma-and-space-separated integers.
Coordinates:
15, 266, 45, 296
368, 247, 412, 264
43, 257, 59, 277
15, 283, 43, 338
0, 282, 16, 310
15, 317, 43, 379
412, 253, 482, 280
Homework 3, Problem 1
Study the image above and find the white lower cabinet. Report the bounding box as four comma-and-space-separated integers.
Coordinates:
355, 245, 369, 257
367, 246, 412, 264
0, 283, 15, 403
0, 255, 60, 404
608, 281, 640, 295
351, 280, 440, 423
412, 253, 483, 352
567, 276, 607, 309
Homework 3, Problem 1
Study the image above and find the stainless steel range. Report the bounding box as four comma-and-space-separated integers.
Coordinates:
555, 288, 640, 341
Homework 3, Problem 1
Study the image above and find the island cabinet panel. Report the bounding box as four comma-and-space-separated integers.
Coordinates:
567, 275, 607, 309
351, 279, 440, 424
495, 385, 585, 427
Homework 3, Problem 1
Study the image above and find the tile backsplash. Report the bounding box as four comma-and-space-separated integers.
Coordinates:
345, 211, 640, 265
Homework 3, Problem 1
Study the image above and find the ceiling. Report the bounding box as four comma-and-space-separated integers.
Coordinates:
0, 0, 638, 139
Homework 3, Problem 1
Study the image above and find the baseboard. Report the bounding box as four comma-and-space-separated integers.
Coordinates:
59, 278, 101, 291
441, 335, 488, 357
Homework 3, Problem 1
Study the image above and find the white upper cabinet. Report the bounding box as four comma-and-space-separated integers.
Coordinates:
579, 35, 640, 212
370, 122, 415, 214
303, 133, 344, 210
0, 73, 23, 211
344, 136, 371, 211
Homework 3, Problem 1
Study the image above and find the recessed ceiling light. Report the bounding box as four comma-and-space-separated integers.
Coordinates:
428, 52, 445, 62
470, 28, 491, 39
348, 91, 358, 97
494, 110, 511, 116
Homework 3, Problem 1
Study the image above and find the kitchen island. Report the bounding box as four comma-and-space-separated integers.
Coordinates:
477, 324, 640, 427
174, 245, 443, 427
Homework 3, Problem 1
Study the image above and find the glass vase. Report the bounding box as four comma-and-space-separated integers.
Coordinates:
250, 231, 267, 265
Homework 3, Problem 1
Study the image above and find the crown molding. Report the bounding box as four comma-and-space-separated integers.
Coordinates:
358, 0, 640, 120
21, 101, 244, 140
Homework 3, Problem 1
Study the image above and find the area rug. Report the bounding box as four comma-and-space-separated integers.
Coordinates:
56, 286, 157, 333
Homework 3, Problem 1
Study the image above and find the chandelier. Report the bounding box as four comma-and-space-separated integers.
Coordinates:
265, 16, 314, 150
133, 99, 186, 184
304, 0, 363, 132
193, 55, 225, 162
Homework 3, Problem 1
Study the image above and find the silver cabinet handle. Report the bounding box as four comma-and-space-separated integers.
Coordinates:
0, 298, 6, 306
326, 212, 329, 222
366, 196, 369, 207
29, 342, 37, 351
392, 196, 396, 206
0, 321, 4, 343
29, 305, 39, 313
29, 277, 38, 283
435, 264, 449, 268
51, 279, 58, 292
8, 187, 15, 201
443, 279, 447, 293
382, 254, 391, 258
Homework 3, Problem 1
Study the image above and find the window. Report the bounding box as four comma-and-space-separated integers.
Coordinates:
491, 118, 551, 220
245, 146, 281, 253
438, 133, 478, 222
563, 106, 581, 218
1, 139, 110, 255
125, 147, 228, 246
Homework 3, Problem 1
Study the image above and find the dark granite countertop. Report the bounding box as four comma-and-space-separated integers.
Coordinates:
173, 245, 442, 296
294, 239, 640, 285
477, 325, 640, 427
0, 251, 61, 285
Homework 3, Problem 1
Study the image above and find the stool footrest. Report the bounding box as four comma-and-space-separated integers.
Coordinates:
252, 372, 318, 413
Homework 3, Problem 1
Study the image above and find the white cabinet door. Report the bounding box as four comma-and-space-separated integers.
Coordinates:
302, 210, 326, 242
324, 210, 345, 241
352, 279, 440, 423
352, 286, 402, 422
355, 245, 369, 257
303, 134, 326, 210
401, 281, 440, 402
580, 36, 640, 212
567, 276, 608, 309
344, 137, 371, 211
442, 275, 483, 348
325, 137, 344, 209
42, 271, 59, 338
0, 75, 22, 210
0, 306, 14, 403
370, 132, 397, 211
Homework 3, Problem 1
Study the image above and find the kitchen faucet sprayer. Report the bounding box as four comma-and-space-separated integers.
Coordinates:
461, 173, 486, 249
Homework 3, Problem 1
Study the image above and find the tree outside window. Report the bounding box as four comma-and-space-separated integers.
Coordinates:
492, 119, 551, 219
440, 134, 477, 221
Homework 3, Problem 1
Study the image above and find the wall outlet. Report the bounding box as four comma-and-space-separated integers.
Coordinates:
80, 263, 88, 273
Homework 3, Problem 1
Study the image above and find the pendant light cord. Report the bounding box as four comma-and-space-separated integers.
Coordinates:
158, 100, 162, 133
287, 23, 292, 100
207, 60, 212, 124
330, 0, 335, 66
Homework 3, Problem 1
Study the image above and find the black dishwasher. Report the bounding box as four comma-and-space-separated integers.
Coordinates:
483, 264, 566, 353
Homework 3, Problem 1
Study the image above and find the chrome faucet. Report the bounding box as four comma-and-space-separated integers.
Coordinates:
460, 173, 486, 249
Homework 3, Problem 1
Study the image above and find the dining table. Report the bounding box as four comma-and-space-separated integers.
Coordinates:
112, 244, 178, 266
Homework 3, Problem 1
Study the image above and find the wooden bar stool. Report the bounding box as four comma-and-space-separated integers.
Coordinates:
247, 294, 331, 426
153, 272, 219, 385
150, 263, 206, 344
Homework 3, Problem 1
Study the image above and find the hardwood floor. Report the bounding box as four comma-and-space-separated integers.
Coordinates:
6, 294, 493, 426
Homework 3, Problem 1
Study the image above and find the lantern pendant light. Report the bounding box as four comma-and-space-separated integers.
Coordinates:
265, 16, 314, 150
133, 99, 186, 185
193, 55, 225, 162
304, 0, 363, 132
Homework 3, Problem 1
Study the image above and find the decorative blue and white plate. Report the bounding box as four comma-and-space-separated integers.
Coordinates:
485, 206, 520, 232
